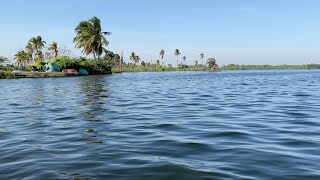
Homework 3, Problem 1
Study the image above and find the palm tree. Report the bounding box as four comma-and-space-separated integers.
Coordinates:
159, 49, 165, 66
156, 60, 160, 69
182, 56, 186, 66
174, 49, 181, 69
74, 16, 111, 60
48, 42, 58, 58
29, 37, 38, 52
36, 51, 44, 62
200, 53, 205, 65
35, 36, 46, 51
25, 42, 34, 62
114, 54, 121, 67
195, 60, 198, 67
29, 36, 46, 52
14, 51, 31, 66
130, 52, 136, 65
135, 55, 140, 65
29, 36, 46, 61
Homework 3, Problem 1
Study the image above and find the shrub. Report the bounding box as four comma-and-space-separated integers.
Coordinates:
0, 71, 15, 79
34, 61, 46, 69
53, 56, 112, 74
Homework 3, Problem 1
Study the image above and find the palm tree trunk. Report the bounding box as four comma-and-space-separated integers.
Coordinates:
176, 56, 178, 70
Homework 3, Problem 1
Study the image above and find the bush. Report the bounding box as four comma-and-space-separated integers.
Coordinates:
0, 71, 14, 79
53, 56, 112, 74
34, 61, 46, 69
3, 66, 33, 72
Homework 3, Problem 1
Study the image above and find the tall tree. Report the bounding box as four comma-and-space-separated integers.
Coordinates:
174, 49, 181, 69
159, 49, 165, 66
74, 16, 111, 60
29, 36, 46, 61
36, 51, 44, 62
195, 60, 198, 67
135, 55, 140, 65
14, 51, 31, 66
200, 53, 205, 65
48, 42, 58, 58
25, 42, 34, 62
183, 56, 186, 66
130, 52, 136, 65
207, 58, 217, 71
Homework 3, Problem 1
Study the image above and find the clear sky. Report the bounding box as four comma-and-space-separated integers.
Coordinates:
1, 0, 320, 65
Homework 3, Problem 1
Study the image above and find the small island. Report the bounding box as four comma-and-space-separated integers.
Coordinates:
0, 17, 220, 79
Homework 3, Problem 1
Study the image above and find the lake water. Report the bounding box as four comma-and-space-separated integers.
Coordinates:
1, 70, 320, 179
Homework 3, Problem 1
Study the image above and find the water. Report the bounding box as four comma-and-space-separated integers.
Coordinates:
1, 70, 320, 179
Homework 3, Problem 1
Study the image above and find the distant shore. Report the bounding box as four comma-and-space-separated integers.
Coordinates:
2, 64, 320, 79
221, 64, 320, 70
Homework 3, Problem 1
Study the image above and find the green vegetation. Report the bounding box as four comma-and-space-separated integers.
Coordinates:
221, 64, 320, 70
207, 58, 218, 71
53, 56, 111, 75
0, 71, 15, 79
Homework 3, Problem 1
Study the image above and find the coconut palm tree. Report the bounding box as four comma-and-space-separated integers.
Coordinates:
48, 42, 58, 58
25, 42, 34, 62
14, 51, 31, 66
29, 36, 46, 61
200, 53, 205, 65
159, 49, 165, 66
174, 49, 181, 69
74, 16, 111, 60
135, 55, 140, 65
36, 51, 44, 62
195, 60, 198, 67
183, 56, 186, 66
130, 52, 136, 65
156, 60, 160, 69
35, 36, 46, 51
29, 36, 46, 52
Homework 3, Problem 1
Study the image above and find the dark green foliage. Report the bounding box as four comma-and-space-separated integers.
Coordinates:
2, 66, 33, 72
207, 58, 217, 70
53, 56, 112, 74
0, 72, 15, 79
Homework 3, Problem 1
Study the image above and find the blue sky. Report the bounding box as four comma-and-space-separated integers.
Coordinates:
1, 0, 320, 65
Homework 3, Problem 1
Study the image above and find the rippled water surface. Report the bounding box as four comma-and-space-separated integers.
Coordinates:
1, 70, 320, 179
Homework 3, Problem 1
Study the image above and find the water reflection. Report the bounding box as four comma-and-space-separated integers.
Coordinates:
78, 76, 110, 120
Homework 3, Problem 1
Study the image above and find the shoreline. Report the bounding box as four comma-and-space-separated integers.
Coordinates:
2, 67, 320, 79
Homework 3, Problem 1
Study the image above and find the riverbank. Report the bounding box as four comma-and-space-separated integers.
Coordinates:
221, 64, 320, 70
2, 63, 320, 79
0, 71, 88, 79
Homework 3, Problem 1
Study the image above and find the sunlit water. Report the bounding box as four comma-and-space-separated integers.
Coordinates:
1, 70, 320, 179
